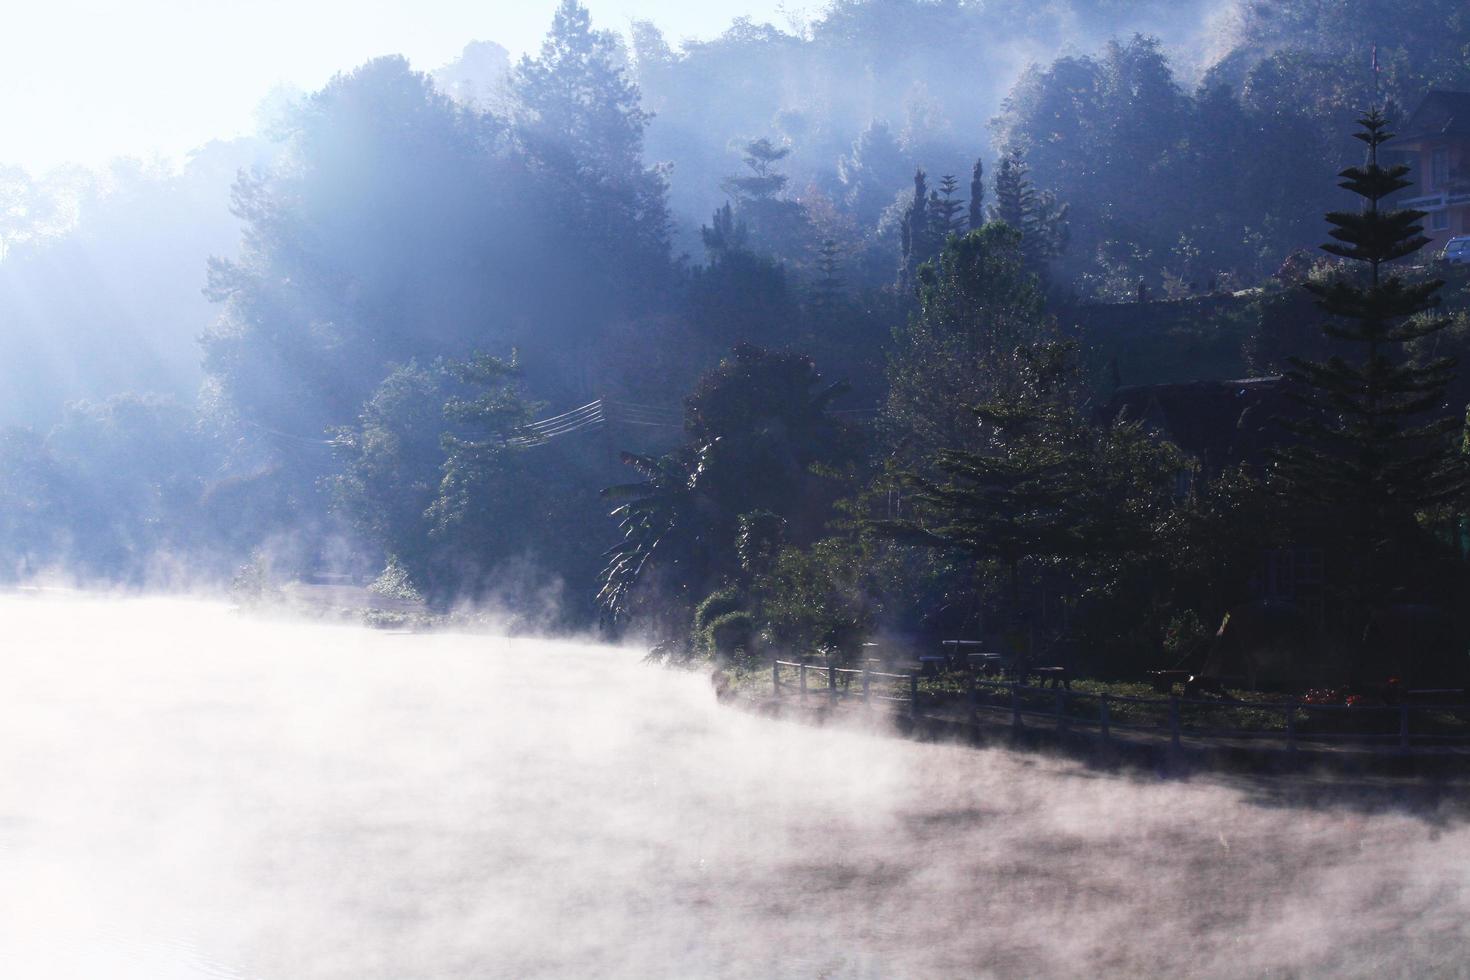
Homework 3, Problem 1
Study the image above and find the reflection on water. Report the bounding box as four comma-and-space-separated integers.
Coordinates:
0, 592, 1466, 978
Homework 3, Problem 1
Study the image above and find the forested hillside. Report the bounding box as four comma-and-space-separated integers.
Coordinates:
3, 0, 1470, 674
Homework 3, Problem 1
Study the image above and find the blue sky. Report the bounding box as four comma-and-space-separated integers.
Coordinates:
3, 0, 799, 172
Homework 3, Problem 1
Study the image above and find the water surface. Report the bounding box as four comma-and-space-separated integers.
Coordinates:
0, 593, 1465, 978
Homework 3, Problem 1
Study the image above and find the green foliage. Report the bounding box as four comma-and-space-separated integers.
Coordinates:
1272, 109, 1470, 608
600, 344, 856, 629
838, 120, 910, 228
703, 610, 755, 657
736, 510, 787, 577
694, 586, 745, 632
511, 0, 671, 303
989, 150, 1068, 277
369, 555, 424, 603
599, 447, 714, 625
751, 536, 882, 662
721, 137, 811, 259
885, 224, 1052, 463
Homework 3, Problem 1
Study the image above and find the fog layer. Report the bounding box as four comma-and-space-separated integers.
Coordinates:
0, 593, 1465, 978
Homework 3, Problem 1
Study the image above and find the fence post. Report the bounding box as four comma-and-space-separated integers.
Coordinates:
1099, 694, 1111, 745
829, 664, 839, 705
1010, 682, 1022, 730
967, 670, 978, 721
909, 672, 919, 719
1055, 689, 1067, 734
799, 663, 807, 701
1399, 703, 1410, 752
772, 660, 780, 697
1284, 702, 1297, 758
1169, 696, 1182, 751
862, 668, 871, 706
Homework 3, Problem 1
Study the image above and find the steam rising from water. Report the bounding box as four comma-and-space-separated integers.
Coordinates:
0, 593, 1466, 978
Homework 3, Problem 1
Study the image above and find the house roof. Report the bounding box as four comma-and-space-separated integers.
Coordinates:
1389, 90, 1470, 144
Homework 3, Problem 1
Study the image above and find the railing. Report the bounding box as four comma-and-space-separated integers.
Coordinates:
769, 660, 1470, 756
772, 660, 920, 717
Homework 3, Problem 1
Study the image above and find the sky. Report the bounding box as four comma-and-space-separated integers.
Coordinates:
3, 0, 799, 173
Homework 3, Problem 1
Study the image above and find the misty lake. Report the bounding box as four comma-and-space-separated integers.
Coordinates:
0, 592, 1465, 978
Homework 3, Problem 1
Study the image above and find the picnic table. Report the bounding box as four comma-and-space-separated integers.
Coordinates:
1145, 669, 1193, 694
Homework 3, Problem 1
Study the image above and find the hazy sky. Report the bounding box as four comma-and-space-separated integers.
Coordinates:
4, 0, 798, 173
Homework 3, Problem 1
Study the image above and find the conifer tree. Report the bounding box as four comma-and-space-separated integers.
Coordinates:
1273, 108, 1468, 607
721, 137, 809, 259
929, 174, 966, 243
989, 150, 1068, 277
512, 0, 671, 300
899, 168, 936, 287
968, 158, 985, 231
838, 120, 908, 227
700, 202, 749, 260
813, 238, 845, 315
876, 345, 1090, 609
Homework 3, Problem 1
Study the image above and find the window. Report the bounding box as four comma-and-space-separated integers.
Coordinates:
1433, 209, 1450, 231
1432, 147, 1450, 188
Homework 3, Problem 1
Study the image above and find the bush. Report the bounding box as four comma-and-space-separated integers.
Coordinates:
694, 586, 745, 633
704, 610, 755, 657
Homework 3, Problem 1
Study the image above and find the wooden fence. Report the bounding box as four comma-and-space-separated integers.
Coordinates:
770, 661, 1470, 756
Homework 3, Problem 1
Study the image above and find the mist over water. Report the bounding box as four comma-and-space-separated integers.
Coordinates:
0, 593, 1466, 978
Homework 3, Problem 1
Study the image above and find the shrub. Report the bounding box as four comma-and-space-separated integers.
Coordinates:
694, 586, 744, 633
704, 610, 755, 657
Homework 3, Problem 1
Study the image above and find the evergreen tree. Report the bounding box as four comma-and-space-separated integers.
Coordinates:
511, 0, 671, 302
838, 120, 909, 228
968, 158, 985, 231
1273, 108, 1468, 610
876, 345, 1090, 610
700, 202, 749, 260
886, 224, 1051, 462
812, 238, 845, 316
929, 174, 966, 242
721, 137, 809, 260
723, 137, 791, 200
899, 167, 937, 287
989, 149, 1069, 278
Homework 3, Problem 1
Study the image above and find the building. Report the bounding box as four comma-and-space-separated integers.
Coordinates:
1387, 90, 1470, 247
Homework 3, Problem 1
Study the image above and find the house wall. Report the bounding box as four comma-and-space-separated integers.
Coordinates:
1401, 137, 1470, 248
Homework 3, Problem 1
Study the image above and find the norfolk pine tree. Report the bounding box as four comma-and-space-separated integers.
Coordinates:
1273, 108, 1469, 612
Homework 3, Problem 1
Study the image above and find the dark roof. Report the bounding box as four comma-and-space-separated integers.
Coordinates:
1389, 90, 1470, 144
1098, 377, 1300, 470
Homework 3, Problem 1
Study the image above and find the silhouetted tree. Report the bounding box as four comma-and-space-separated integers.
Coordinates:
722, 137, 810, 260
1273, 108, 1469, 610
838, 120, 910, 228
886, 224, 1051, 462
512, 0, 672, 308
968, 158, 986, 231
990, 150, 1069, 278
929, 174, 966, 242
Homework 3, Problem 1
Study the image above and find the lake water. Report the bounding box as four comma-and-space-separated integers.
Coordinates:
0, 592, 1465, 978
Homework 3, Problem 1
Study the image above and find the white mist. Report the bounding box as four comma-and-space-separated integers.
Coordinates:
0, 592, 1464, 978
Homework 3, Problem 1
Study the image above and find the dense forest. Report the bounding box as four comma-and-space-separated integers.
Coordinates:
4, 0, 1470, 681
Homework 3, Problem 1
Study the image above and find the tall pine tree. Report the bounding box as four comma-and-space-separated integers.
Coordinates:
968, 158, 985, 231
929, 174, 966, 242
989, 150, 1068, 278
899, 168, 937, 287
511, 0, 671, 303
1273, 108, 1468, 612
